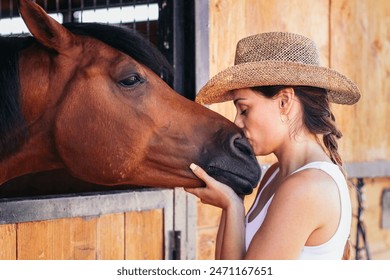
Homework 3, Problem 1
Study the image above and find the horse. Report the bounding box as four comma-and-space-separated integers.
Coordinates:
0, 0, 260, 196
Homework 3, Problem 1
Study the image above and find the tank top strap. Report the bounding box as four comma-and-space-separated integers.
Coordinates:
291, 161, 340, 175
246, 164, 279, 221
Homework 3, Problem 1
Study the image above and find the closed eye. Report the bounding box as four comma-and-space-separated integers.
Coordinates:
119, 74, 144, 88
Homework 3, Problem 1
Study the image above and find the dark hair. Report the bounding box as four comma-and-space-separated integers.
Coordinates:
252, 85, 344, 172
253, 85, 350, 259
63, 23, 173, 84
0, 36, 32, 159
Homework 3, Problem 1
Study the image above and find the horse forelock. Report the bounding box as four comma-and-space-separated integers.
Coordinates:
0, 36, 32, 159
62, 23, 173, 85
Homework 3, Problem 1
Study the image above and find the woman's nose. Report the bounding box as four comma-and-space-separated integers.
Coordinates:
234, 114, 244, 128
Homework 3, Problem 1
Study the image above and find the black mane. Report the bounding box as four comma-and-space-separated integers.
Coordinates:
63, 22, 173, 84
0, 36, 32, 159
0, 23, 172, 160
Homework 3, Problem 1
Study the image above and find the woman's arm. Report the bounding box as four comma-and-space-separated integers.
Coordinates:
186, 164, 338, 260
219, 202, 246, 259
185, 163, 246, 259
215, 210, 225, 259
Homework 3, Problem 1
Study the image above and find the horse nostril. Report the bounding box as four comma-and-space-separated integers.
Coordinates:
231, 134, 253, 157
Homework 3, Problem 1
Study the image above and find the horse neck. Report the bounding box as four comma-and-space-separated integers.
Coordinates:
0, 46, 65, 185
0, 131, 65, 185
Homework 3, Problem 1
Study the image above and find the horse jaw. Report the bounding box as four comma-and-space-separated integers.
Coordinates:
0, 126, 65, 185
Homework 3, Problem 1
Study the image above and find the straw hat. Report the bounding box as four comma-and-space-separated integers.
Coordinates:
196, 32, 360, 105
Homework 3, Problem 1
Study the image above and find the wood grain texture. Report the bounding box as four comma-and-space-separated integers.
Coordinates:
0, 224, 16, 260
17, 218, 73, 259
330, 0, 390, 163
97, 213, 125, 260
16, 217, 99, 260
1, 211, 165, 260
197, 227, 218, 260
125, 209, 164, 260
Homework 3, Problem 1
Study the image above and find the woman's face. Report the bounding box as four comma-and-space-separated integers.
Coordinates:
233, 88, 286, 156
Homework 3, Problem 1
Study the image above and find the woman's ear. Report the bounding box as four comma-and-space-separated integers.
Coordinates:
278, 87, 295, 114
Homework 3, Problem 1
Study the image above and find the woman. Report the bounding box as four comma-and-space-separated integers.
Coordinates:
186, 32, 360, 260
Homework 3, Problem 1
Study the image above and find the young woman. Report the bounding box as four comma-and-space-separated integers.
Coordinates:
186, 32, 360, 260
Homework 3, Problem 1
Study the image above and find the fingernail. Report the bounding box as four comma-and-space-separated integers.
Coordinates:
190, 163, 198, 171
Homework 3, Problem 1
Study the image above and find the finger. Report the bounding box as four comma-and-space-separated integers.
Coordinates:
184, 187, 204, 198
189, 163, 215, 184
184, 187, 197, 195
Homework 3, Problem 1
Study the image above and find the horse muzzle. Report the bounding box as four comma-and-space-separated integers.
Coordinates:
201, 132, 261, 195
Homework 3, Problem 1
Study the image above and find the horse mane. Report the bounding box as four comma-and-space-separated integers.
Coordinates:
0, 36, 32, 159
0, 23, 172, 160
63, 23, 173, 84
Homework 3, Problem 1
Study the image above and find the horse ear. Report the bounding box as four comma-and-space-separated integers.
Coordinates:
18, 0, 74, 52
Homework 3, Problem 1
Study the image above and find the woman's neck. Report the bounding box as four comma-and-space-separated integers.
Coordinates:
273, 133, 330, 178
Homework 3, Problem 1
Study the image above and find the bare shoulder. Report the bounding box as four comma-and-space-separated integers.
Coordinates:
270, 168, 340, 228
277, 168, 339, 201
246, 167, 341, 258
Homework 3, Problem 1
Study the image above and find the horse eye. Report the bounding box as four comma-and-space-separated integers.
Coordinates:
119, 74, 144, 88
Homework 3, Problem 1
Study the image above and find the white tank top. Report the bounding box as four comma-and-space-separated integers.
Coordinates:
245, 161, 352, 259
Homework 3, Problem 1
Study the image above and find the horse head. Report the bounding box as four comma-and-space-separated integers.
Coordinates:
0, 0, 260, 195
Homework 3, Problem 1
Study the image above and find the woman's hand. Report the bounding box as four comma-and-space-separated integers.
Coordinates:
185, 163, 243, 210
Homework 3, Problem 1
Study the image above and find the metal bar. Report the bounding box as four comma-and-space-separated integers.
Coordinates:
0, 0, 160, 17
345, 160, 390, 178
146, 0, 150, 38
9, 0, 13, 19
195, 0, 209, 93
354, 178, 371, 260
132, 0, 136, 29
0, 188, 172, 224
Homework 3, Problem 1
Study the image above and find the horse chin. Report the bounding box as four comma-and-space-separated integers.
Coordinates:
207, 167, 260, 195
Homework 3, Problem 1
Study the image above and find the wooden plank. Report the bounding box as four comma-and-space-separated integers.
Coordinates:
125, 210, 163, 260
0, 188, 171, 225
97, 213, 125, 260
197, 201, 221, 228
0, 189, 174, 260
330, 0, 390, 163
70, 217, 97, 260
197, 227, 218, 260
17, 217, 98, 260
209, 0, 330, 87
17, 219, 72, 259
0, 224, 16, 260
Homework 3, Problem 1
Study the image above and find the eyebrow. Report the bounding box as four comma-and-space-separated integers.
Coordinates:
233, 98, 248, 105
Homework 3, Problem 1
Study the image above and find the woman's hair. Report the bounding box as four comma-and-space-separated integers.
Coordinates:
252, 85, 344, 171
253, 85, 351, 260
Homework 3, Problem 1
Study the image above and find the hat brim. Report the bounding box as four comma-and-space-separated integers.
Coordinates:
196, 61, 360, 105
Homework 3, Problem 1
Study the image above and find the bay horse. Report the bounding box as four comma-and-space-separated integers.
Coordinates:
0, 0, 260, 195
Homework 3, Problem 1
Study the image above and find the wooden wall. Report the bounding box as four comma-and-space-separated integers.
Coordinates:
0, 210, 163, 260
196, 0, 390, 259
